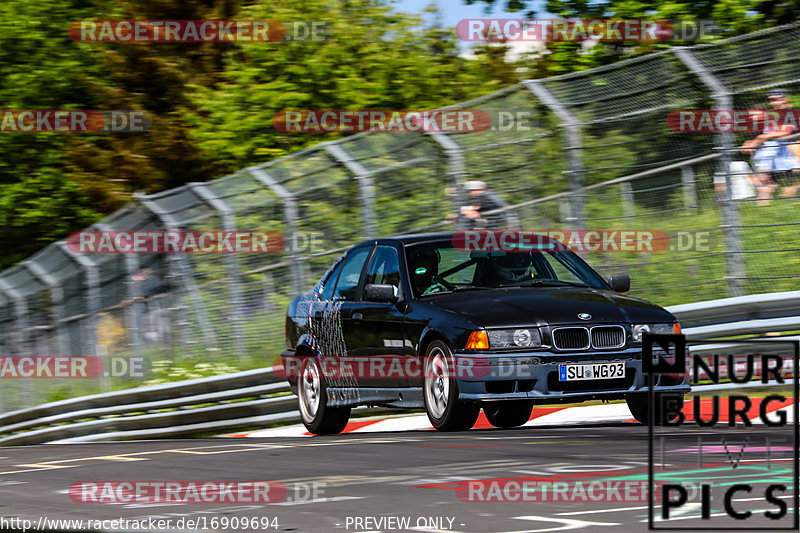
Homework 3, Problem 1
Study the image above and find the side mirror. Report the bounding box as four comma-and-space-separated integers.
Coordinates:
607, 274, 630, 293
365, 283, 398, 303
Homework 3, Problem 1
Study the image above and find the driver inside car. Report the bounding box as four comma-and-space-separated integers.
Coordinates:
408, 248, 448, 295
487, 252, 534, 286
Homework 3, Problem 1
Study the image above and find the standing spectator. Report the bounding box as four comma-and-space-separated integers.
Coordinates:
459, 180, 519, 229
741, 89, 800, 204
127, 267, 170, 342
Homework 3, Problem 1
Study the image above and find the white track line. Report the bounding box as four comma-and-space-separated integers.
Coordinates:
224, 399, 793, 438
524, 403, 633, 427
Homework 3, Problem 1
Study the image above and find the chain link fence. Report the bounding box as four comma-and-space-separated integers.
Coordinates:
3, 23, 800, 411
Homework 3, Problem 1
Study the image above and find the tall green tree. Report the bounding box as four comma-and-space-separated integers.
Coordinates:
186, 0, 511, 171
0, 0, 105, 266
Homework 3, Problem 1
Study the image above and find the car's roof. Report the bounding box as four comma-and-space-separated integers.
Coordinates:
352, 232, 458, 248
355, 232, 565, 248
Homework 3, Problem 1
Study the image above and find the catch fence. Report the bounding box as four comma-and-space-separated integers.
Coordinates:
2, 23, 800, 410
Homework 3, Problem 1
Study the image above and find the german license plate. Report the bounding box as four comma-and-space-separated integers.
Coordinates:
559, 362, 625, 381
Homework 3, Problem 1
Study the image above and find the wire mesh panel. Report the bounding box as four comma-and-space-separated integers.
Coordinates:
690, 23, 800, 295
263, 146, 361, 248
335, 131, 447, 235
447, 85, 569, 229
542, 52, 711, 186
4, 25, 800, 410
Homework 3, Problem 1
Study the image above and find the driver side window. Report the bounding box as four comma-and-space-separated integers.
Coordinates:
333, 247, 371, 301
365, 246, 401, 288
319, 261, 343, 301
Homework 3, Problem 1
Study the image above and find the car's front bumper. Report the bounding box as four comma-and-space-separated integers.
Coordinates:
453, 347, 690, 403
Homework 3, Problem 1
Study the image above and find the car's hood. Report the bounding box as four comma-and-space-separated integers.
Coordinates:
422, 287, 673, 328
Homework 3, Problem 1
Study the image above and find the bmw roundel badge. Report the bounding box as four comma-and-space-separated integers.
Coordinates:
578, 313, 591, 320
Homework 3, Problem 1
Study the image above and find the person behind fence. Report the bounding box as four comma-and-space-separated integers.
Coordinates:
459, 180, 518, 229
740, 88, 800, 203
125, 267, 170, 342
714, 109, 759, 201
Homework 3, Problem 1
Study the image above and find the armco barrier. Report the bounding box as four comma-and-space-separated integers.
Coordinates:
0, 291, 798, 445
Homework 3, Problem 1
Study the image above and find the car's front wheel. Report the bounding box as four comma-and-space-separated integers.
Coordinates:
297, 356, 350, 434
423, 341, 479, 431
627, 393, 684, 425
484, 401, 533, 428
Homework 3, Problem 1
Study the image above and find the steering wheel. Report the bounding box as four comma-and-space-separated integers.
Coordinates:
432, 275, 457, 290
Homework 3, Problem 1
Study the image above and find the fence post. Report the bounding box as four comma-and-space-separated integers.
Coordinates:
674, 47, 744, 297
428, 132, 468, 230
0, 277, 29, 357
55, 242, 109, 392
135, 193, 217, 348
524, 80, 586, 229
0, 277, 31, 408
324, 143, 377, 238
681, 165, 697, 209
248, 167, 306, 296
187, 183, 246, 360
22, 259, 65, 357
94, 223, 143, 363
620, 182, 635, 218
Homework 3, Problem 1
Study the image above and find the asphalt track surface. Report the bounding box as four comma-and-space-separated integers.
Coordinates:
0, 421, 796, 533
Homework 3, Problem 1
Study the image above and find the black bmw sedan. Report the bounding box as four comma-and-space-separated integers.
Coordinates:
281, 232, 689, 434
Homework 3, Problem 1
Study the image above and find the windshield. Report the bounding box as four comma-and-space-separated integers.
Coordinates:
405, 240, 609, 297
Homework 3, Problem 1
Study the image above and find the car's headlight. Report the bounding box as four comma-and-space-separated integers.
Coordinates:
487, 328, 542, 348
632, 323, 675, 342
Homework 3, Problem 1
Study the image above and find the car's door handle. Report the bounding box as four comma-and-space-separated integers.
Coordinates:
352, 313, 363, 321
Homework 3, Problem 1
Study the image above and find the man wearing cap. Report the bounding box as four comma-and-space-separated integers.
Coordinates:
459, 180, 519, 229
741, 88, 800, 203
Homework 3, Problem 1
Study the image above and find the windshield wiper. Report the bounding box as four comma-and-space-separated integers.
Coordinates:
420, 286, 493, 296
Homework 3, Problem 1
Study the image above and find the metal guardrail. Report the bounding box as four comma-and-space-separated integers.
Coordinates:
670, 290, 800, 339
0, 291, 798, 446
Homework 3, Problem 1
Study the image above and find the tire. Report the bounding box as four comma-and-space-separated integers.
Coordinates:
484, 401, 533, 428
423, 341, 479, 431
627, 393, 684, 425
297, 357, 350, 434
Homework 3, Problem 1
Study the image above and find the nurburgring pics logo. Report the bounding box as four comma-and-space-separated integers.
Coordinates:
273, 110, 491, 133
0, 110, 150, 132
644, 335, 799, 529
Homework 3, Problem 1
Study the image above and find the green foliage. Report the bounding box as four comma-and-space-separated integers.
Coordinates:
185, 0, 508, 172
525, 0, 795, 76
